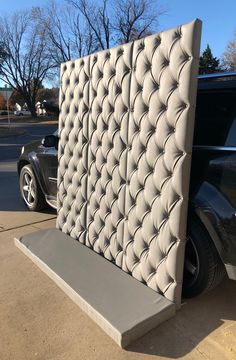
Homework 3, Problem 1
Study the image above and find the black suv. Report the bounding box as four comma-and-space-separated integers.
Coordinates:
18, 131, 58, 211
18, 72, 236, 298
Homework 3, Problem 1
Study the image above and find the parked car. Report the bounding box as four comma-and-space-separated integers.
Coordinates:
18, 72, 236, 298
18, 131, 58, 211
183, 72, 236, 297
14, 109, 31, 116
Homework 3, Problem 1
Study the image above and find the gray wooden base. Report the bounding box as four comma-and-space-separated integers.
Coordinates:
15, 228, 175, 348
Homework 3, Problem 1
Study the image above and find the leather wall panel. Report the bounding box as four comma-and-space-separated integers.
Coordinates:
87, 44, 132, 266
57, 57, 90, 244
122, 22, 201, 306
57, 19, 202, 305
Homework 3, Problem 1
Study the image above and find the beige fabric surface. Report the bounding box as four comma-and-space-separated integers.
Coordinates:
57, 19, 202, 307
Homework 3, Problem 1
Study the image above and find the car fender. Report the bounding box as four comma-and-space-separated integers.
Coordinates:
190, 181, 236, 268
18, 152, 49, 196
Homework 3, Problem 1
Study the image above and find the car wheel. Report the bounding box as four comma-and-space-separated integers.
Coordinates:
19, 164, 47, 211
182, 216, 225, 298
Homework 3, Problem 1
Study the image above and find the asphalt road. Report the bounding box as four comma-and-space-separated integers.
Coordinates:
0, 122, 57, 163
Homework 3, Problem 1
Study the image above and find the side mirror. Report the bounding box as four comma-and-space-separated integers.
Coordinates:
42, 135, 58, 149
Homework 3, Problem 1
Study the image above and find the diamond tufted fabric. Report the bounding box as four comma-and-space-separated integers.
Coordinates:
122, 22, 202, 306
57, 56, 90, 244
86, 44, 133, 266
57, 19, 202, 307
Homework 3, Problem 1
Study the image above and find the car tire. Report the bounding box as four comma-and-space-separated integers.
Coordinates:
182, 216, 226, 298
19, 164, 47, 211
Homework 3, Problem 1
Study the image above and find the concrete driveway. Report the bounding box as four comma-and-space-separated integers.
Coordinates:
0, 123, 236, 360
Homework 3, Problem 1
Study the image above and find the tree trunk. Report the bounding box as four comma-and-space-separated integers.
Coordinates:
29, 106, 37, 118
26, 100, 37, 118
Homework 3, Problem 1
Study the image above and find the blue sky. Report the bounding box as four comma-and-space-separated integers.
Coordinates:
0, 0, 235, 58
160, 0, 236, 58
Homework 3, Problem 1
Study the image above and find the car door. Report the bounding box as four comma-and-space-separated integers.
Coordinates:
37, 132, 58, 198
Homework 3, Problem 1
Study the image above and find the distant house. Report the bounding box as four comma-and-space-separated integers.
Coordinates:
36, 101, 47, 116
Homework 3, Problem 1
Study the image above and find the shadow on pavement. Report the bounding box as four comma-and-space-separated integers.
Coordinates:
0, 169, 56, 231
1, 170, 26, 211
128, 278, 236, 358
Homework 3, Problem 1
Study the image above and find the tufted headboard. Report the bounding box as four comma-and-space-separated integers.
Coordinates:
57, 19, 202, 307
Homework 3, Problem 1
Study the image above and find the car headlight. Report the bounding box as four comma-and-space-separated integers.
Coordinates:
21, 146, 24, 155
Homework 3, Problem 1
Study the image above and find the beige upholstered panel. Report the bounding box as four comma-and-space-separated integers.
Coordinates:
87, 44, 132, 266
122, 21, 201, 306
57, 19, 202, 306
57, 57, 90, 244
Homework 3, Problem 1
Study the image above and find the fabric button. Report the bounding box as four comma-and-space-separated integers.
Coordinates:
139, 42, 145, 50
118, 48, 124, 55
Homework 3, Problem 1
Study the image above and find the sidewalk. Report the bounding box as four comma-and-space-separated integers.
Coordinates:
1, 217, 236, 359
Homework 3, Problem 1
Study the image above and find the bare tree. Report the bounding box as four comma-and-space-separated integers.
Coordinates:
222, 31, 236, 71
35, 1, 98, 66
0, 10, 54, 117
113, 0, 162, 43
70, 0, 111, 50
0, 42, 7, 72
32, 0, 164, 70
68, 0, 164, 50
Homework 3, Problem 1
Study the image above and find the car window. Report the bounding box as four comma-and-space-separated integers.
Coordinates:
225, 117, 236, 146
194, 90, 236, 146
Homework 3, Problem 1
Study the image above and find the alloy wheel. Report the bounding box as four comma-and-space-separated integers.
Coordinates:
22, 172, 36, 206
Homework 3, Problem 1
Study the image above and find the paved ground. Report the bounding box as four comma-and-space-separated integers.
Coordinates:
0, 124, 236, 359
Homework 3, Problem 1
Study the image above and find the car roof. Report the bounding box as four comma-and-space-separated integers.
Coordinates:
198, 72, 236, 91
198, 71, 236, 80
